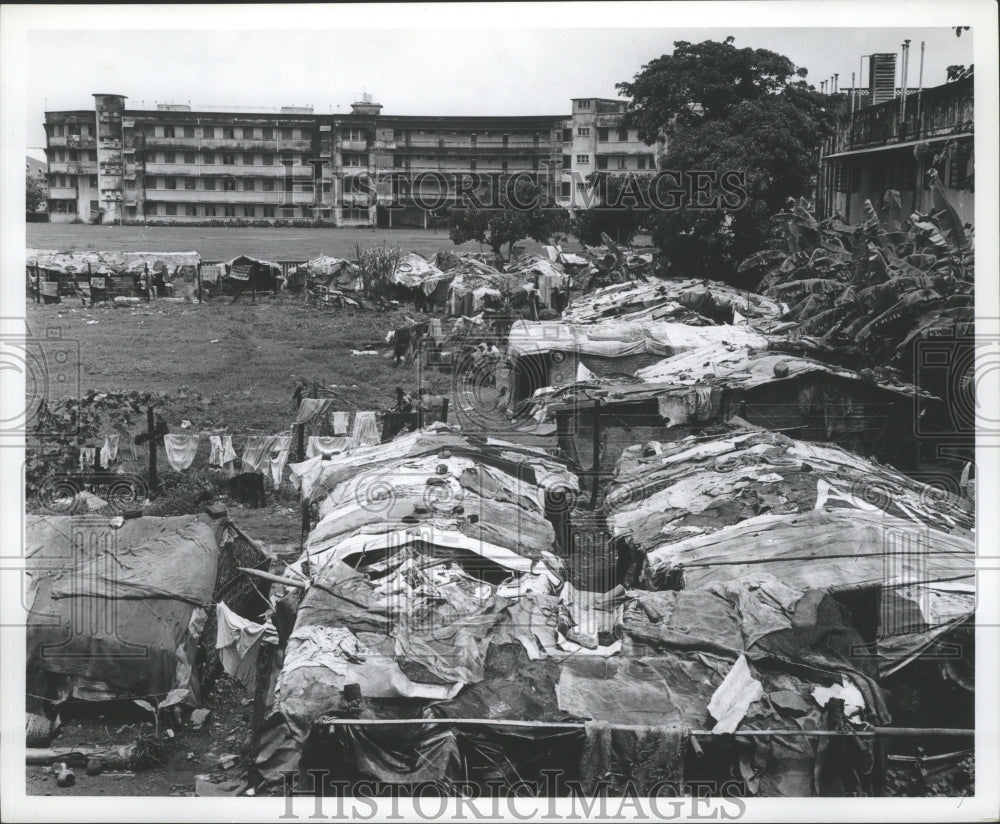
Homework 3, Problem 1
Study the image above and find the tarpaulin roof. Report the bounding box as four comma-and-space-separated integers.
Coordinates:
253, 422, 904, 791
505, 252, 569, 284
223, 255, 282, 273
603, 430, 974, 677
392, 253, 450, 289
562, 278, 786, 326
297, 255, 354, 277
26, 249, 201, 276
25, 514, 221, 704
506, 318, 769, 360
635, 343, 929, 399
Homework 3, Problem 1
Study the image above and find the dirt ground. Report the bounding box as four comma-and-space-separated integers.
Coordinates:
26, 676, 259, 797
26, 296, 456, 432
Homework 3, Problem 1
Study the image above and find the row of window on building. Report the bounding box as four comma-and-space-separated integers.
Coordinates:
142, 202, 369, 219
573, 127, 639, 141
49, 123, 93, 137
48, 149, 98, 162
149, 125, 306, 141
565, 154, 657, 169
150, 176, 301, 191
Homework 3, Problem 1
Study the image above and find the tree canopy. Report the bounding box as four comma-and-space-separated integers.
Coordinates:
617, 37, 837, 276
449, 179, 569, 258
26, 167, 47, 213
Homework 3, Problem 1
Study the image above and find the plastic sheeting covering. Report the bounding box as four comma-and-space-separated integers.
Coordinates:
507, 318, 769, 360
25, 514, 220, 704
27, 249, 201, 278
562, 278, 786, 326
636, 343, 926, 399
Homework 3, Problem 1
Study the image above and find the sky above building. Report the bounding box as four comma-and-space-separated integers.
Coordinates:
24, 23, 975, 160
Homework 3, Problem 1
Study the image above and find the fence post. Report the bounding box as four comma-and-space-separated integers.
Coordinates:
441, 397, 449, 424
35, 262, 41, 303
146, 405, 159, 493
197, 262, 203, 303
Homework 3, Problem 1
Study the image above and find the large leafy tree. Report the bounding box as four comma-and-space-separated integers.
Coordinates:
572, 173, 650, 246
449, 179, 569, 259
26, 166, 47, 213
617, 37, 837, 275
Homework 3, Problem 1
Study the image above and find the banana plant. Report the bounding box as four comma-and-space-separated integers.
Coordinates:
739, 189, 974, 367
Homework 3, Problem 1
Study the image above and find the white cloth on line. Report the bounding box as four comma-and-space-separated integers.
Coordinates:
100, 434, 120, 467
241, 435, 270, 473
162, 434, 200, 471
267, 433, 293, 488
331, 411, 350, 435
350, 411, 380, 447
215, 601, 267, 690
307, 435, 349, 458
288, 455, 324, 499
209, 434, 238, 474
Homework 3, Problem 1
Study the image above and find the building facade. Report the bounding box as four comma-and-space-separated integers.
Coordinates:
817, 76, 974, 227
44, 94, 663, 226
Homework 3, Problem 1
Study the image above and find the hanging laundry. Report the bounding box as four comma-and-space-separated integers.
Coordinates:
100, 434, 120, 467
162, 434, 201, 471
79, 447, 96, 472
294, 398, 334, 425
199, 263, 223, 285
209, 434, 238, 474
350, 411, 380, 448
241, 435, 270, 473
209, 435, 224, 465
114, 424, 137, 463
288, 455, 324, 498
267, 433, 293, 488
429, 318, 444, 344
330, 411, 350, 435
215, 601, 267, 690
307, 436, 349, 458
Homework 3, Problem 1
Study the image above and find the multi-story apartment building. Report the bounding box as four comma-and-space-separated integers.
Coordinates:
817, 76, 974, 226
43, 93, 663, 226
559, 98, 659, 209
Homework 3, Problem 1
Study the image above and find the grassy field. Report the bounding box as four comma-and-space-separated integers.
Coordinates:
26, 223, 571, 262
28, 296, 457, 434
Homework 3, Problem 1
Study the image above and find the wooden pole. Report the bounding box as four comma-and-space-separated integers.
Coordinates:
441, 397, 449, 424
35, 263, 41, 303
297, 422, 305, 462
589, 398, 601, 509
238, 566, 307, 589
197, 262, 202, 303
146, 406, 158, 493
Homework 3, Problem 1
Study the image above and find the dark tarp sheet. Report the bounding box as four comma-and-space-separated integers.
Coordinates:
25, 514, 220, 703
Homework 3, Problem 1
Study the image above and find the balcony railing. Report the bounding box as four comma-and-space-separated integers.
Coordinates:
829, 78, 974, 154
47, 161, 98, 175
143, 162, 313, 178
48, 135, 97, 149
143, 137, 314, 152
